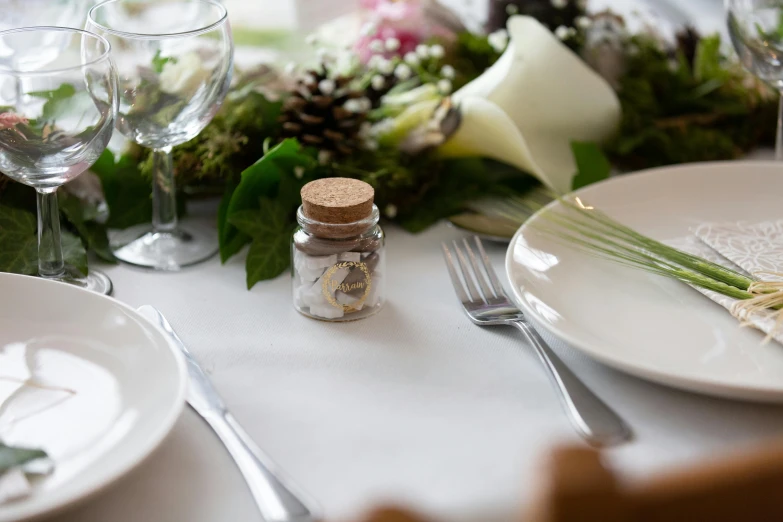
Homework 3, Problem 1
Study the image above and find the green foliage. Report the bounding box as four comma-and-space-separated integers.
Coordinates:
606, 33, 777, 169
0, 442, 48, 473
91, 149, 152, 230
151, 50, 177, 74
139, 74, 284, 187
219, 139, 314, 266
394, 157, 535, 232
229, 197, 295, 289
0, 204, 87, 276
571, 142, 611, 190
59, 192, 116, 263
445, 33, 502, 90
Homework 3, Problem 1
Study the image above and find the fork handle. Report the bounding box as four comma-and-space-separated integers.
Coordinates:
511, 320, 632, 446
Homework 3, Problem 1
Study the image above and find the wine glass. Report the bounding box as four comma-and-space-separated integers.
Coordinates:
0, 27, 118, 294
727, 0, 783, 159
86, 0, 233, 271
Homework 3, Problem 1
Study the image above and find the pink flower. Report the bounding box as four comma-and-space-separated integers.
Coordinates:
0, 112, 28, 130
355, 0, 463, 63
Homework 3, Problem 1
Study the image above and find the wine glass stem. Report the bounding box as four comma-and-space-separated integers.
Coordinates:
152, 146, 177, 233
36, 188, 65, 279
776, 93, 783, 162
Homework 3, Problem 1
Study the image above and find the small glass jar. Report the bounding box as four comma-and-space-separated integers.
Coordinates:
292, 205, 386, 321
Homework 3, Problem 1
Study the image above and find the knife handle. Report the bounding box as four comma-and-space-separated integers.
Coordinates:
203, 411, 320, 522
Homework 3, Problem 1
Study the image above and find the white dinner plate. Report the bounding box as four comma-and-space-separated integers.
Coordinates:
0, 273, 187, 521
506, 161, 783, 403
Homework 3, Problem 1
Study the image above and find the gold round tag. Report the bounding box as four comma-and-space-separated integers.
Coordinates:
321, 261, 372, 312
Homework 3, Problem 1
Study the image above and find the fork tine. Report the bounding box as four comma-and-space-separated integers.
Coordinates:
462, 237, 495, 300
441, 243, 470, 304
452, 240, 483, 303
474, 236, 505, 297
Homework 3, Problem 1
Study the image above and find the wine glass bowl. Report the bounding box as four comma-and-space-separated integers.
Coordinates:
0, 27, 118, 294
726, 0, 783, 158
86, 0, 233, 271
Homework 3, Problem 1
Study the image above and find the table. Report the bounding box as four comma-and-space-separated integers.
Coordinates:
48, 218, 783, 522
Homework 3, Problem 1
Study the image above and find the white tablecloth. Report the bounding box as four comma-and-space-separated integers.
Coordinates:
46, 219, 783, 522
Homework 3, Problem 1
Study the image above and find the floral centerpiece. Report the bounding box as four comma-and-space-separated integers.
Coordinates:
0, 0, 776, 288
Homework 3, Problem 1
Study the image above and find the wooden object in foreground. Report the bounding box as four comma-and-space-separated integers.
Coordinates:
350, 440, 783, 522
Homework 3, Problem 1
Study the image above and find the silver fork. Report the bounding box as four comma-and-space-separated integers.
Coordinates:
442, 237, 632, 447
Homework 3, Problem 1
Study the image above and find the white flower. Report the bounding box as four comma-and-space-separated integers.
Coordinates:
506, 4, 519, 14
488, 29, 509, 52
159, 52, 209, 96
318, 79, 336, 95
439, 16, 621, 195
378, 58, 394, 75
344, 97, 371, 113
371, 75, 386, 90
359, 22, 378, 37
555, 25, 571, 40
302, 73, 317, 86
394, 63, 412, 80
369, 39, 385, 53
416, 44, 429, 58
368, 55, 383, 69
440, 64, 455, 79
318, 150, 331, 165
385, 37, 401, 52
384, 204, 398, 219
428, 44, 445, 59
294, 166, 305, 179
551, 0, 567, 8
576, 16, 592, 29
437, 79, 452, 94
404, 52, 420, 66
316, 48, 332, 62
284, 62, 297, 75
305, 34, 318, 46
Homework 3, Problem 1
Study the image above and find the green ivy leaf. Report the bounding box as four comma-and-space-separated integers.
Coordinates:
220, 138, 313, 263
571, 142, 611, 191
0, 442, 48, 473
59, 193, 116, 263
245, 233, 291, 290
217, 181, 249, 263
62, 230, 88, 276
92, 150, 152, 230
0, 205, 87, 275
228, 197, 294, 289
0, 205, 38, 275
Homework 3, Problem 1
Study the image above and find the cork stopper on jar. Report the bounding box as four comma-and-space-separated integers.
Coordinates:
300, 178, 375, 238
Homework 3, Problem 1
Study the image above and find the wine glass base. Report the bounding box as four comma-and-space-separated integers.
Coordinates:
47, 269, 114, 296
111, 223, 218, 271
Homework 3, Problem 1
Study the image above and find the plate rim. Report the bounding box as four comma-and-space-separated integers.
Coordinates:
504, 160, 783, 403
0, 272, 188, 521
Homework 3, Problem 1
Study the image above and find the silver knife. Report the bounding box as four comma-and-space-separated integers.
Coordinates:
138, 305, 320, 522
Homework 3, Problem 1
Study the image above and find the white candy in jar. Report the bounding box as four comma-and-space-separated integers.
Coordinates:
292, 178, 386, 321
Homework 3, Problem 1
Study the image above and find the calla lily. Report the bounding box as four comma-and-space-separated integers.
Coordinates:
438, 15, 621, 194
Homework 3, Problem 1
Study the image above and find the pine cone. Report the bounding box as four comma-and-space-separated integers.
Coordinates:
279, 70, 370, 158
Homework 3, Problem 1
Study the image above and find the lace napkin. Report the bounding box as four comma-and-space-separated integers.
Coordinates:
672, 220, 783, 344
